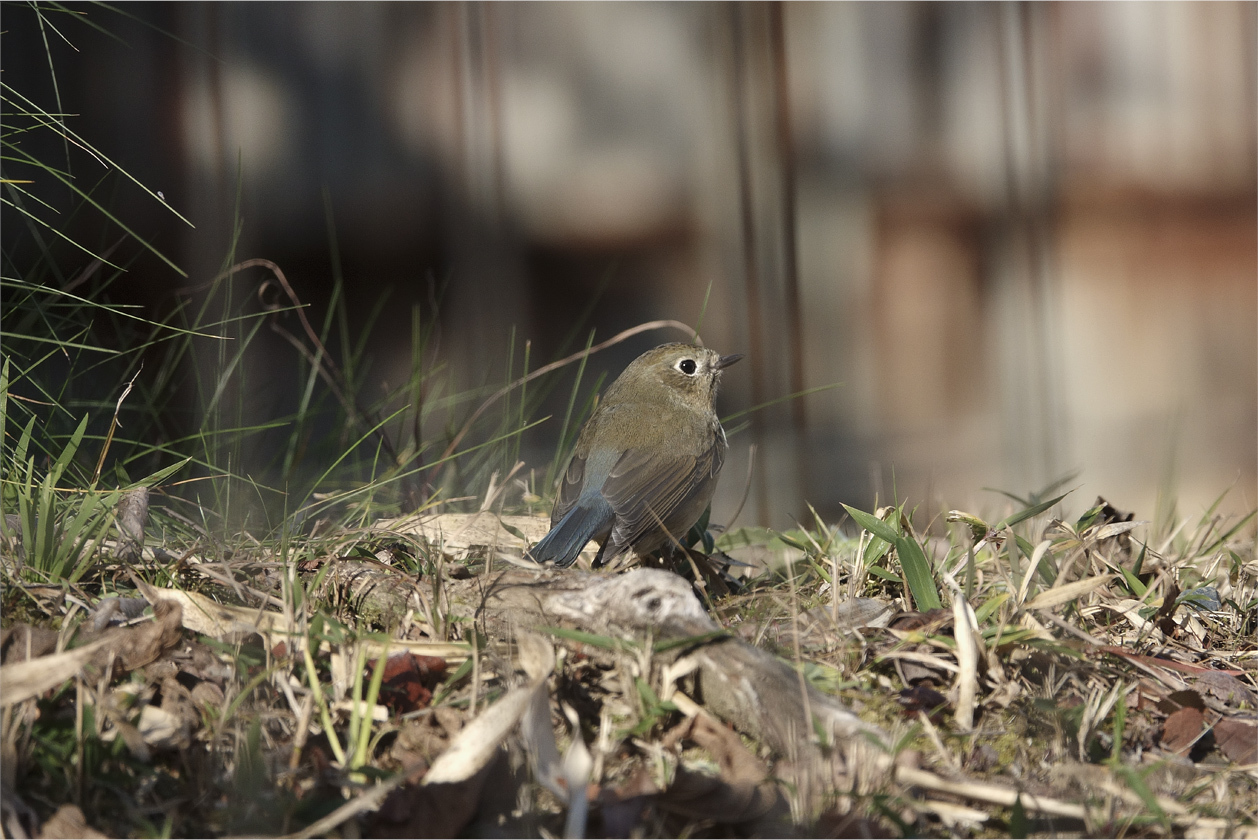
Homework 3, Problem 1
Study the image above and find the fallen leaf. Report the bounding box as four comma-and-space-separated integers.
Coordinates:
1158, 690, 1206, 714
374, 511, 577, 561
108, 599, 184, 671
2, 634, 126, 707
37, 804, 105, 839
376, 653, 447, 714
1194, 671, 1257, 709
0, 624, 58, 664
0, 640, 97, 705
1212, 717, 1258, 765
136, 584, 291, 641
2, 601, 182, 705
828, 597, 896, 630
1160, 706, 1205, 756
1026, 575, 1114, 610
427, 633, 552, 787
899, 684, 950, 721
1099, 646, 1245, 678
656, 713, 785, 825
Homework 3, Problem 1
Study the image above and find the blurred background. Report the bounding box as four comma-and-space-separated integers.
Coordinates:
5, 1, 1255, 531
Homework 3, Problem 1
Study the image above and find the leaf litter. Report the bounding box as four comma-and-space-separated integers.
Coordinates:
0, 492, 1255, 838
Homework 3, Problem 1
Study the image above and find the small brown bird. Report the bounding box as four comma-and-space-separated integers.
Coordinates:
529, 343, 742, 568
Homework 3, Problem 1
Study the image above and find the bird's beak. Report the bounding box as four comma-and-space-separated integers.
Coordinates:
716, 353, 744, 370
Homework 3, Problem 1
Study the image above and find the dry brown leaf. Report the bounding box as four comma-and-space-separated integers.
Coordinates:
376, 653, 448, 714
190, 681, 225, 710
364, 637, 559, 839
1212, 717, 1258, 765
1194, 671, 1257, 709
657, 713, 784, 824
1, 602, 181, 707
108, 599, 184, 671
0, 624, 58, 664
1160, 706, 1205, 756
115, 486, 149, 563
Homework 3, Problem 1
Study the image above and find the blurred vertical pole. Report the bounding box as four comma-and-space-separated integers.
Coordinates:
450, 4, 467, 200
459, 1, 506, 229
442, 1, 522, 417
443, 1, 526, 499
482, 3, 508, 229
730, 3, 771, 526
768, 2, 809, 510
457, 2, 491, 215
997, 1, 1063, 493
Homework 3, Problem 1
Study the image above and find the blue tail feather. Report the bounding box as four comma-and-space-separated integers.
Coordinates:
530, 498, 613, 568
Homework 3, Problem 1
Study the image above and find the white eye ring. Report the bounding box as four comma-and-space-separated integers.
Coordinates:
676, 358, 698, 375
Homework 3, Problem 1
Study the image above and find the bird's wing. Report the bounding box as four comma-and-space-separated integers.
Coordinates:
550, 448, 587, 525
600, 433, 725, 552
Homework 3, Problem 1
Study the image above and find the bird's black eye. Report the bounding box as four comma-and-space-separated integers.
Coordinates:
677, 358, 697, 375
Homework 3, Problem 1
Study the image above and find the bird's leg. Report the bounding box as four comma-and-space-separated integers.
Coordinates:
591, 540, 610, 569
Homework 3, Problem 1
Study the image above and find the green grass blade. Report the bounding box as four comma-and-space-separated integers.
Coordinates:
49, 413, 89, 481
1201, 509, 1257, 556
995, 492, 1069, 531
842, 504, 900, 544
538, 626, 640, 653
844, 504, 940, 610
895, 531, 941, 611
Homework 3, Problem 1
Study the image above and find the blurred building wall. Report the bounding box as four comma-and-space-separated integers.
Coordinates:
8, 1, 1254, 527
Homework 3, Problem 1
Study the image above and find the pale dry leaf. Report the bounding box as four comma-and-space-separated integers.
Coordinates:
2, 602, 182, 706
1092, 520, 1148, 540
36, 805, 105, 840
425, 634, 555, 788
896, 766, 1086, 819
952, 595, 980, 731
1017, 540, 1054, 603
1026, 575, 1115, 610
560, 703, 593, 839
0, 638, 111, 706
376, 511, 598, 563
141, 584, 469, 663
139, 585, 291, 640
424, 681, 540, 786
136, 704, 192, 751
1103, 599, 1157, 634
